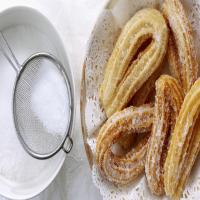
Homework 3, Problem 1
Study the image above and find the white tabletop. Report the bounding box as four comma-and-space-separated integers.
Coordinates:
0, 0, 107, 199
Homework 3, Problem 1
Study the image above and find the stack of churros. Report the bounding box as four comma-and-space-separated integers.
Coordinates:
95, 0, 200, 199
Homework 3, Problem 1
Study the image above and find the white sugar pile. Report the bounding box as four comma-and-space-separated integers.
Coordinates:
0, 28, 62, 183
31, 59, 70, 136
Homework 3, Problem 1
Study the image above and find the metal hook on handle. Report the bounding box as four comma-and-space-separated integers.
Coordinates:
62, 137, 73, 154
0, 31, 20, 73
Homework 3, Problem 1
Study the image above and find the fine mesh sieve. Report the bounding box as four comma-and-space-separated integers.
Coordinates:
0, 32, 74, 159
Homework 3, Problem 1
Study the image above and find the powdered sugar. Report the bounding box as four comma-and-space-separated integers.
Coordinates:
31, 60, 70, 136
0, 25, 65, 186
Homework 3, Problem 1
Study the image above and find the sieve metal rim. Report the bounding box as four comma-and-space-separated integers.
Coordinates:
13, 52, 75, 159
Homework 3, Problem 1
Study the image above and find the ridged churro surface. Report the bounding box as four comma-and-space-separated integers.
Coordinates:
99, 8, 168, 117
96, 105, 153, 185
145, 75, 183, 195
163, 0, 199, 94
164, 78, 200, 200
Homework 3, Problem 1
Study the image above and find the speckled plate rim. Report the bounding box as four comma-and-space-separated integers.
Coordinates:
80, 0, 117, 168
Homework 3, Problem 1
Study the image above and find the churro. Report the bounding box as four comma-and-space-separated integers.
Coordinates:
162, 0, 198, 94
96, 105, 153, 185
164, 78, 200, 199
99, 8, 168, 117
145, 75, 183, 195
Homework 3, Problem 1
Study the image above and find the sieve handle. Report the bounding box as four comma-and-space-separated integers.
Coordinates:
0, 32, 20, 73
62, 137, 73, 154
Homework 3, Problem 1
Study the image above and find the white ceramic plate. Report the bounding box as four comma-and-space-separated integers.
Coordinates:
0, 6, 73, 200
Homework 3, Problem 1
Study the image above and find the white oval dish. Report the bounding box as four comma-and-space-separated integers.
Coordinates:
0, 6, 73, 200
81, 0, 200, 199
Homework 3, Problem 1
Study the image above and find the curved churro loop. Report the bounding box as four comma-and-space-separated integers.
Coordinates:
164, 78, 200, 200
145, 75, 184, 195
96, 105, 154, 185
162, 0, 198, 95
99, 8, 168, 117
